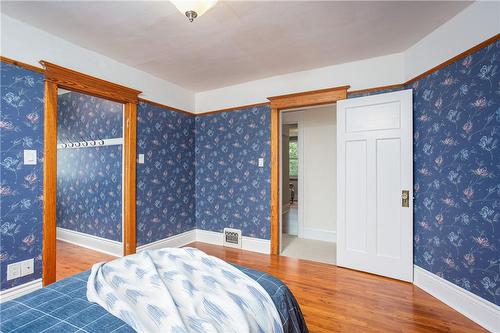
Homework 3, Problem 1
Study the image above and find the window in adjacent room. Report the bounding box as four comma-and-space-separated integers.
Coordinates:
289, 138, 298, 178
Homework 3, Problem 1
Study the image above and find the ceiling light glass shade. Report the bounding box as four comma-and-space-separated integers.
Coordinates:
171, 0, 218, 22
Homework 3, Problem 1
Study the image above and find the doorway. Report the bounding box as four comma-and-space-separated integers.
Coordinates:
268, 85, 349, 256
269, 86, 413, 283
42, 61, 140, 286
55, 88, 124, 281
279, 106, 337, 264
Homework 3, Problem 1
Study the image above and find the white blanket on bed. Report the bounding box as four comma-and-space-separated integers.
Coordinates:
87, 247, 283, 333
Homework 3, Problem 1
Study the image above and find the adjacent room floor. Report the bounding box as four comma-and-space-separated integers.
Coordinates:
55, 241, 485, 332
281, 233, 337, 264
282, 203, 337, 264
56, 240, 116, 281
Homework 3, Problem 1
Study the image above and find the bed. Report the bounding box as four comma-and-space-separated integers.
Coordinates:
0, 264, 307, 333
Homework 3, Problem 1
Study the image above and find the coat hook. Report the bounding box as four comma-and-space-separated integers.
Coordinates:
61, 136, 70, 149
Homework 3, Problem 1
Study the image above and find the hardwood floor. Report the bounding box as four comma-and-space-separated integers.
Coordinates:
56, 240, 116, 281
56, 240, 486, 332
187, 242, 486, 333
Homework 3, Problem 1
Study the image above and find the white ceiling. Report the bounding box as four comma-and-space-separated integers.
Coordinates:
1, 1, 470, 92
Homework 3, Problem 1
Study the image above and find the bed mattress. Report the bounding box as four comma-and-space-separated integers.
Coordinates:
0, 264, 307, 333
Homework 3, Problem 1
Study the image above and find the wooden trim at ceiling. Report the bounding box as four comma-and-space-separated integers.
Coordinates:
40, 61, 142, 103
1, 57, 196, 117
198, 102, 271, 116
0, 56, 45, 74
3, 33, 498, 114
138, 98, 195, 117
404, 33, 499, 86
346, 33, 499, 96
267, 85, 349, 255
348, 83, 406, 96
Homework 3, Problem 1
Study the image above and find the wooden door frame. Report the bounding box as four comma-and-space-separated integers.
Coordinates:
41, 61, 141, 286
267, 86, 350, 255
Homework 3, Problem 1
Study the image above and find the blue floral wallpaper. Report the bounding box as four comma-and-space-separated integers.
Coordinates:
57, 146, 123, 241
56, 92, 123, 241
58, 91, 123, 142
0, 62, 44, 290
1, 40, 498, 310
136, 102, 196, 246
195, 105, 271, 239
412, 40, 499, 305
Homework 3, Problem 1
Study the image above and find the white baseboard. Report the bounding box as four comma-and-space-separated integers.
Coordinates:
414, 265, 500, 332
301, 228, 336, 242
57, 227, 268, 256
137, 229, 196, 252
0, 279, 42, 303
57, 227, 122, 257
196, 229, 270, 254
241, 236, 270, 254
195, 229, 223, 245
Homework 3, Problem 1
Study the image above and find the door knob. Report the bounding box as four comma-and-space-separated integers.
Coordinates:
402, 190, 409, 207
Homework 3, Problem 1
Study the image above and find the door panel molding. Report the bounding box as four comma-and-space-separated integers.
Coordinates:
337, 89, 413, 282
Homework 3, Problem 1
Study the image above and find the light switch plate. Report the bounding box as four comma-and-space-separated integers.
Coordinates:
6, 263, 21, 280
20, 259, 34, 276
23, 150, 37, 165
138, 154, 145, 164
258, 158, 264, 167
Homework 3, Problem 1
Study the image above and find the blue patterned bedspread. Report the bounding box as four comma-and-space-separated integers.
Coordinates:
0, 265, 307, 333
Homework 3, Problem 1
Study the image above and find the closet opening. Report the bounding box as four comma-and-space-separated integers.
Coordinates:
41, 61, 140, 286
55, 88, 124, 281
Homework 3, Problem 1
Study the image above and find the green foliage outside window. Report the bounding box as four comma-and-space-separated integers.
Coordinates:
289, 140, 298, 177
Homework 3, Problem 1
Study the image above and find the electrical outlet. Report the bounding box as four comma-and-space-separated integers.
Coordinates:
21, 259, 34, 276
6, 263, 21, 280
258, 158, 264, 167
138, 153, 145, 164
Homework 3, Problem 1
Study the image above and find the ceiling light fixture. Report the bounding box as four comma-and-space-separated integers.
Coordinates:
171, 0, 218, 22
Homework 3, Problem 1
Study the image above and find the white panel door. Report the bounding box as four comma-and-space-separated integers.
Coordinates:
337, 90, 413, 282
